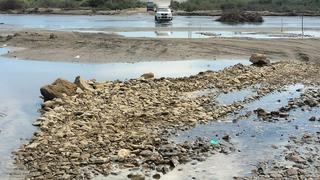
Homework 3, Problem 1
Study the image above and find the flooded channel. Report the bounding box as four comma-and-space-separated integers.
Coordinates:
1, 15, 320, 39
165, 84, 320, 180
1, 15, 320, 29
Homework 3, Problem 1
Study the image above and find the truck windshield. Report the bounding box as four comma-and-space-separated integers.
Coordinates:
157, 8, 169, 12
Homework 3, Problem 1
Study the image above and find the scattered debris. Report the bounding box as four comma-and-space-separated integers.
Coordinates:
210, 139, 219, 145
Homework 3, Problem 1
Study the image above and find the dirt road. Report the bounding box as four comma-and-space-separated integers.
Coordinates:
1, 30, 319, 63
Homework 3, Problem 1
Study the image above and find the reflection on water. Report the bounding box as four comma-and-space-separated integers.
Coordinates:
0, 47, 250, 177
216, 86, 258, 105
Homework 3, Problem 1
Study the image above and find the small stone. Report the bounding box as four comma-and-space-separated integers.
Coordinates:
74, 111, 84, 116
152, 173, 161, 179
111, 171, 121, 175
269, 172, 282, 178
76, 87, 84, 94
222, 134, 231, 142
26, 142, 40, 149
118, 149, 131, 159
162, 165, 170, 174
286, 168, 298, 176
285, 154, 306, 164
309, 116, 316, 121
191, 161, 197, 165
32, 118, 44, 126
140, 72, 154, 79
127, 173, 145, 180
49, 33, 57, 39
170, 157, 180, 167
254, 108, 269, 117
140, 150, 153, 157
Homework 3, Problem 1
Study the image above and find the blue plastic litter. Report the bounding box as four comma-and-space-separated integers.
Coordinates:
210, 139, 219, 145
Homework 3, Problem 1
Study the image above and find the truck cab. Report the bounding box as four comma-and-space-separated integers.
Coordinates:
147, 1, 154, 12
155, 6, 173, 22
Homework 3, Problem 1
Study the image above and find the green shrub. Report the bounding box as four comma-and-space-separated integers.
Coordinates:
0, 0, 25, 10
28, 0, 79, 8
82, 0, 145, 9
85, 0, 105, 8
171, 0, 320, 12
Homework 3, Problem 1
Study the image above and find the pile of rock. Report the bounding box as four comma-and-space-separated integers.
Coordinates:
15, 62, 320, 179
216, 11, 264, 23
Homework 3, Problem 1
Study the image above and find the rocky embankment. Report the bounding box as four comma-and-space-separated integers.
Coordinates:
14, 61, 320, 179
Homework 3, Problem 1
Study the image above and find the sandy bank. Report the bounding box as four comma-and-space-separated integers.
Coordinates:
1, 30, 320, 63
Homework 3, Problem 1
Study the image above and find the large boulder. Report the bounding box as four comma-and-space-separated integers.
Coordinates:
217, 11, 264, 23
250, 53, 270, 66
40, 78, 77, 101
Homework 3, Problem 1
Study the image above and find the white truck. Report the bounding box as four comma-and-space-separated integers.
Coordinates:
155, 6, 173, 22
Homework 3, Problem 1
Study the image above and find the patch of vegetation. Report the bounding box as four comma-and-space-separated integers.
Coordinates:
1, 0, 319, 12
0, 0, 145, 10
170, 0, 320, 12
0, 0, 26, 10
217, 11, 264, 23
82, 0, 146, 10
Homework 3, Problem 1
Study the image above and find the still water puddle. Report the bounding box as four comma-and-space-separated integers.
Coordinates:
216, 85, 259, 105
242, 84, 304, 112
0, 47, 250, 177
168, 84, 319, 179
117, 30, 320, 39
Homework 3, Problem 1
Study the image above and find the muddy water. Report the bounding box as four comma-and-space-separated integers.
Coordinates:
0, 47, 250, 177
165, 84, 319, 179
1, 15, 320, 29
2, 14, 320, 39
